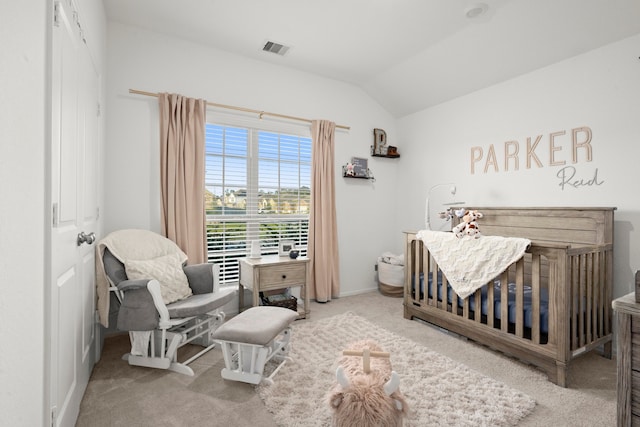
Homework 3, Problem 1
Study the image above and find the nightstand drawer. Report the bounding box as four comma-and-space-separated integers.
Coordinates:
260, 263, 306, 288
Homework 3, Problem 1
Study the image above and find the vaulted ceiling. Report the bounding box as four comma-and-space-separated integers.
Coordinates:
104, 0, 640, 117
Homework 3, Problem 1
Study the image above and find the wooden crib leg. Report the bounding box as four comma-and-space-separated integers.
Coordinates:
603, 341, 613, 359
555, 361, 568, 388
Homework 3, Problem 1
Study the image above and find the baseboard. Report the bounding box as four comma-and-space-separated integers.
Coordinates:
333, 287, 379, 298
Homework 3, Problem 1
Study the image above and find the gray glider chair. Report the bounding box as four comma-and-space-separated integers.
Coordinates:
99, 229, 236, 376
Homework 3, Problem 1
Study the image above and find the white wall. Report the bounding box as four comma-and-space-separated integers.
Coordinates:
105, 22, 400, 297
396, 34, 640, 300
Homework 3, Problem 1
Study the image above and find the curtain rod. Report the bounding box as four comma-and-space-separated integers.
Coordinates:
129, 89, 350, 131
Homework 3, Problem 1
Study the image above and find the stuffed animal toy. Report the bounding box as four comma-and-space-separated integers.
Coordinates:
345, 162, 355, 176
452, 209, 483, 239
328, 340, 408, 427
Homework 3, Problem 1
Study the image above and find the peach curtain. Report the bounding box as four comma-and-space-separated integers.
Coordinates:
308, 120, 340, 302
159, 93, 207, 264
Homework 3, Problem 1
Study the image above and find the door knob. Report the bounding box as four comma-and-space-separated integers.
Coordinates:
77, 231, 96, 246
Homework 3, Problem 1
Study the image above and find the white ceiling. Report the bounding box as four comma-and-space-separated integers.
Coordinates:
104, 0, 640, 117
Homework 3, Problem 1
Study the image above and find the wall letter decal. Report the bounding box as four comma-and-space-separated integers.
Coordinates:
504, 141, 519, 171
470, 146, 483, 174
549, 131, 566, 166
526, 135, 543, 169
484, 144, 498, 173
572, 126, 593, 163
468, 126, 598, 182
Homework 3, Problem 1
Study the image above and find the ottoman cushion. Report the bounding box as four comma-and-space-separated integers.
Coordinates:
212, 306, 298, 346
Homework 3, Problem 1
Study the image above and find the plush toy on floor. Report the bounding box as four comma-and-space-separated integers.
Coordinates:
327, 339, 408, 427
452, 209, 483, 239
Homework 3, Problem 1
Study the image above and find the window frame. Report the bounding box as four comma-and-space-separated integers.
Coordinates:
205, 111, 312, 286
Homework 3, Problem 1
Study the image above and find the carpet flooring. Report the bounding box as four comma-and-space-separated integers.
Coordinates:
76, 291, 616, 426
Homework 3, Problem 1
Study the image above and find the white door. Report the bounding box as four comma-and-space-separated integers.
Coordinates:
50, 1, 99, 425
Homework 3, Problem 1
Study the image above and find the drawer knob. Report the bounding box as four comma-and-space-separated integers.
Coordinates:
282, 274, 287, 279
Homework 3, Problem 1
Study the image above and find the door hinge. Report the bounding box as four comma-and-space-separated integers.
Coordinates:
97, 102, 101, 117
52, 203, 58, 227
53, 2, 60, 27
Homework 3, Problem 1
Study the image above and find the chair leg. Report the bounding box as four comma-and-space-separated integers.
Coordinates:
123, 313, 227, 376
125, 331, 183, 372
217, 326, 294, 385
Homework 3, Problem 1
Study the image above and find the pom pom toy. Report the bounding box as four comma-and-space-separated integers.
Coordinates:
328, 340, 408, 427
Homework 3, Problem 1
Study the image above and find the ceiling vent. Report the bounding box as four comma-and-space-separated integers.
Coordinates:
465, 3, 488, 19
262, 40, 291, 56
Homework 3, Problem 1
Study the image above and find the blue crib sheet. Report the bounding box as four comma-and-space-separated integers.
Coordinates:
414, 273, 550, 334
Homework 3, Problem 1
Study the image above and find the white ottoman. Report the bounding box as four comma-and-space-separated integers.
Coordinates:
212, 306, 298, 385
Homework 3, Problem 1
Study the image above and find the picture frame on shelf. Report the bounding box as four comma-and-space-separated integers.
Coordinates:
351, 157, 368, 177
279, 240, 295, 257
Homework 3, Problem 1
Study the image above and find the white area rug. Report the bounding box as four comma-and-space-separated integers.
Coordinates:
257, 312, 535, 426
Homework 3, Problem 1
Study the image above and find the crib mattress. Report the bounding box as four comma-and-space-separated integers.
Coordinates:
414, 273, 550, 334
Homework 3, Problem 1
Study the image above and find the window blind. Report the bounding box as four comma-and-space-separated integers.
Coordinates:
205, 123, 311, 285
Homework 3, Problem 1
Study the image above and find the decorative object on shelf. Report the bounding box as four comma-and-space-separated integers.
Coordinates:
351, 157, 368, 177
371, 128, 400, 158
289, 250, 300, 259
279, 240, 295, 257
344, 162, 355, 176
372, 128, 388, 155
342, 161, 375, 181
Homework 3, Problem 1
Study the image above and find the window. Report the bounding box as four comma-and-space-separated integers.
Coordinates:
205, 122, 311, 285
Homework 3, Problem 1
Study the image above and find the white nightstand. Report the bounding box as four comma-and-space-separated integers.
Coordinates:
239, 255, 310, 319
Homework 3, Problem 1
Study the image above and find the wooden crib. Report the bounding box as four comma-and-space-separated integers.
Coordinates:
403, 207, 615, 387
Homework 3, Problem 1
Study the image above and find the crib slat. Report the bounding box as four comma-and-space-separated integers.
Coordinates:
463, 290, 469, 319
594, 251, 602, 338
442, 272, 449, 312
413, 240, 427, 300
475, 288, 482, 323
579, 254, 586, 348
487, 281, 494, 328
408, 239, 417, 301
571, 255, 578, 350
515, 258, 524, 337
429, 255, 438, 307
586, 253, 594, 342
501, 271, 508, 332
532, 254, 541, 344
419, 243, 426, 303
605, 248, 613, 335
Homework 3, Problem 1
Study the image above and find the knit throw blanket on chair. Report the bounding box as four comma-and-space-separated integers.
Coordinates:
416, 230, 531, 299
95, 229, 190, 327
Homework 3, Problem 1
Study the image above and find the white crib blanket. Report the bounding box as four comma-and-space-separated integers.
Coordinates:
416, 230, 531, 299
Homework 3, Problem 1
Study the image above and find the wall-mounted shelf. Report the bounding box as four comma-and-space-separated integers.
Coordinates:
371, 153, 400, 159
343, 174, 372, 179
342, 164, 375, 181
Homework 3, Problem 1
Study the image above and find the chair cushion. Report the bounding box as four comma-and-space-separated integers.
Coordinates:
212, 306, 299, 346
125, 253, 192, 304
167, 288, 236, 318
